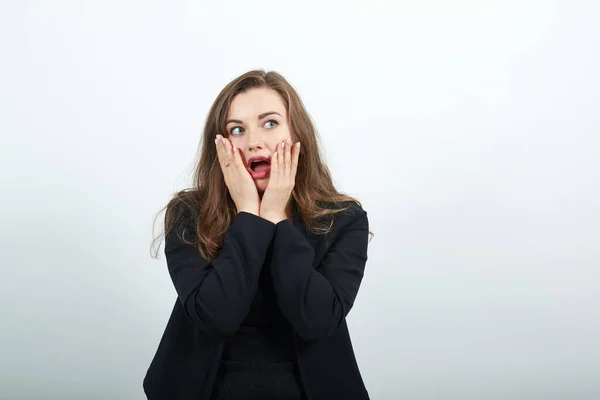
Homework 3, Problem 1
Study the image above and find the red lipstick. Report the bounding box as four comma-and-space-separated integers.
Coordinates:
247, 155, 271, 179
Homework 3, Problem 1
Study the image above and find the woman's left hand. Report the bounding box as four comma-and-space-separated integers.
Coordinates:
260, 138, 301, 224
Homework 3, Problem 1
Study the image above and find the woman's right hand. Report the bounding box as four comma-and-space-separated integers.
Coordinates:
215, 134, 260, 216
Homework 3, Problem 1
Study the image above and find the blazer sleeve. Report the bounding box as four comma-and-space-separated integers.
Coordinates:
270, 207, 369, 342
164, 209, 276, 338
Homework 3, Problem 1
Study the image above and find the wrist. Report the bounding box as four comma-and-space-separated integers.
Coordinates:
260, 212, 286, 224
238, 207, 259, 216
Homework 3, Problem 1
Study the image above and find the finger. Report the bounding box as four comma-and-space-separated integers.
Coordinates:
284, 138, 292, 174
215, 135, 227, 167
271, 146, 279, 179
278, 140, 285, 174
222, 136, 233, 156
221, 137, 234, 169
232, 145, 246, 171
291, 141, 300, 178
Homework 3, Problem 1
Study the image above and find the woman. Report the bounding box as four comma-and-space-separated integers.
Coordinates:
144, 70, 371, 399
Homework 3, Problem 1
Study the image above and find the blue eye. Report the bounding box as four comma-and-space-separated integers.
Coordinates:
230, 126, 244, 135
264, 120, 278, 129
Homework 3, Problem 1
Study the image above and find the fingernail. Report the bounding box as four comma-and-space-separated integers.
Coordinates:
286, 138, 292, 145
296, 142, 301, 149
281, 141, 285, 149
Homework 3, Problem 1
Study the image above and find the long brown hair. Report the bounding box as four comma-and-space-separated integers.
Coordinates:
151, 70, 370, 261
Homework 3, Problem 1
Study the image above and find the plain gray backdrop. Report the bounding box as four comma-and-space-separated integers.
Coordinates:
1, 1, 599, 399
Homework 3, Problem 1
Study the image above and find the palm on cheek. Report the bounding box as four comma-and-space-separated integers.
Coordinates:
260, 138, 301, 224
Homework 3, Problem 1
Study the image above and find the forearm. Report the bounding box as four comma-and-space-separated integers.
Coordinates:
271, 251, 346, 341
167, 212, 276, 337
270, 219, 363, 342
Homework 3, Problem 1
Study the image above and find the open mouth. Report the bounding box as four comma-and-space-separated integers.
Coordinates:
247, 156, 272, 179
250, 159, 271, 172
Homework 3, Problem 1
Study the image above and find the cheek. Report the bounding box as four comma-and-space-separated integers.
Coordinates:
268, 137, 287, 152
268, 126, 293, 150
229, 136, 244, 149
267, 138, 279, 151
229, 138, 247, 159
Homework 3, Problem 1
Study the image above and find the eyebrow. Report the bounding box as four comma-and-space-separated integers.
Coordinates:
225, 111, 282, 126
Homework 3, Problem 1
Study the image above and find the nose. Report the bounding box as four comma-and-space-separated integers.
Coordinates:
248, 141, 264, 152
246, 129, 265, 152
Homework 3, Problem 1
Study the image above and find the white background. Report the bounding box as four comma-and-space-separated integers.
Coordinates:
1, 1, 599, 399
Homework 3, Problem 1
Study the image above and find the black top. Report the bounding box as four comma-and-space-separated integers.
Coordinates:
143, 201, 370, 400
210, 247, 305, 399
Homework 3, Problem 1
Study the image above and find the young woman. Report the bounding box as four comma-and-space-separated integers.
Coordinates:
144, 70, 371, 399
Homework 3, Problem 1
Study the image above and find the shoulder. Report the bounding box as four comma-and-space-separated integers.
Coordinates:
165, 190, 201, 240
317, 200, 368, 237
320, 200, 367, 219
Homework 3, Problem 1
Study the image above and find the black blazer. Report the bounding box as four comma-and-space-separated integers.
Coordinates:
143, 201, 370, 399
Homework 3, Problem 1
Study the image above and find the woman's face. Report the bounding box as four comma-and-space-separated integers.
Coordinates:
225, 87, 293, 193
